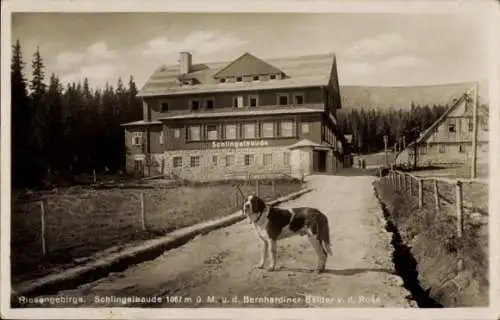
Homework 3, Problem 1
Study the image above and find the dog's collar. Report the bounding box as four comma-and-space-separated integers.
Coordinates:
253, 210, 265, 223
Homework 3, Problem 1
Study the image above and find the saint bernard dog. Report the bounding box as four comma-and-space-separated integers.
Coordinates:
242, 194, 333, 273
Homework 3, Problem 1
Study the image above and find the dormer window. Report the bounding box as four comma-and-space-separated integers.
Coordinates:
236, 77, 243, 82
220, 78, 226, 83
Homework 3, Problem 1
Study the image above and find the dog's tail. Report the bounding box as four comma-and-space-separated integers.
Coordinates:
318, 215, 333, 256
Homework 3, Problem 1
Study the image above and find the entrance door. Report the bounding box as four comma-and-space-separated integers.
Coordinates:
313, 150, 327, 173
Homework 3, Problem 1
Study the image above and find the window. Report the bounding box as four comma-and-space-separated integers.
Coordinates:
293, 94, 304, 105
212, 155, 218, 165
206, 99, 215, 109
225, 124, 237, 140
233, 96, 244, 108
270, 74, 277, 80
482, 118, 488, 131
134, 159, 143, 171
248, 95, 259, 107
419, 145, 427, 155
261, 122, 274, 138
131, 132, 143, 146
301, 123, 310, 134
244, 154, 254, 166
242, 123, 256, 139
174, 129, 181, 138
188, 125, 201, 141
280, 121, 294, 137
263, 153, 273, 166
253, 75, 259, 81
159, 131, 164, 145
220, 78, 226, 83
459, 144, 466, 153
190, 156, 200, 167
277, 94, 289, 106
173, 157, 182, 168
207, 124, 218, 140
236, 77, 243, 82
438, 144, 446, 153
225, 154, 235, 167
468, 118, 473, 132
161, 102, 169, 112
283, 152, 290, 165
191, 100, 200, 111
448, 122, 456, 133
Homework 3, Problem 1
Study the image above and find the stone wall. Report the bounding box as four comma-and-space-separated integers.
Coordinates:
162, 146, 294, 181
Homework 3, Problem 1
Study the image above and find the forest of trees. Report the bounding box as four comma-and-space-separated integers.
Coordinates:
336, 104, 447, 154
11, 40, 142, 188
11, 39, 448, 190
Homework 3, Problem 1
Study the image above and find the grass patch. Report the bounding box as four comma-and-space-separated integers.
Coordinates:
374, 180, 488, 306
11, 178, 303, 284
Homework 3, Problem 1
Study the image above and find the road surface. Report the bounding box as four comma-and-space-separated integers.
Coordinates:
23, 175, 415, 308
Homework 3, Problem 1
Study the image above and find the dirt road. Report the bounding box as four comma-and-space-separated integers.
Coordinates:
23, 175, 415, 308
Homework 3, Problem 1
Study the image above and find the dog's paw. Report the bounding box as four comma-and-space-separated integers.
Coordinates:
315, 267, 326, 274
266, 266, 276, 272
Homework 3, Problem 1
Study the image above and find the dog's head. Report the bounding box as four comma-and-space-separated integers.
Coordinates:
242, 194, 266, 216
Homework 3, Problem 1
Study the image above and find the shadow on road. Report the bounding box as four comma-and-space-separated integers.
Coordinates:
278, 266, 395, 276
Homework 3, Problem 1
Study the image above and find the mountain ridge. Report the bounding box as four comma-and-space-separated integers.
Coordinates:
338, 81, 489, 111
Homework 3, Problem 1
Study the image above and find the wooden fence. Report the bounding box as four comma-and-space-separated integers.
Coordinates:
379, 169, 488, 238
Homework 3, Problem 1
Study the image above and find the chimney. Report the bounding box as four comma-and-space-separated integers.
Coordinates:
179, 52, 192, 75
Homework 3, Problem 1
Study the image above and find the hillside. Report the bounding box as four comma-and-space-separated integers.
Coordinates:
339, 82, 488, 112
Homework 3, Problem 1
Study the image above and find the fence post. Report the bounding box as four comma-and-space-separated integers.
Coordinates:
433, 180, 440, 210
409, 176, 413, 196
395, 172, 399, 191
456, 181, 463, 238
418, 179, 423, 208
256, 178, 260, 197
140, 192, 146, 231
271, 180, 276, 198
235, 189, 239, 208
40, 200, 47, 257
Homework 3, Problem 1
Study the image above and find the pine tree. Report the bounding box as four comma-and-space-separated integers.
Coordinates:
30, 46, 48, 175
11, 39, 35, 187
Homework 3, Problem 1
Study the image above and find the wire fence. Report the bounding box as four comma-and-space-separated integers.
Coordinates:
11, 176, 303, 282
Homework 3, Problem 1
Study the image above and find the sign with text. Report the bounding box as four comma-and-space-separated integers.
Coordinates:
212, 140, 269, 148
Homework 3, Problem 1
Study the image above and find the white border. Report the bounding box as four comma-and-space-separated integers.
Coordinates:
1, 0, 499, 319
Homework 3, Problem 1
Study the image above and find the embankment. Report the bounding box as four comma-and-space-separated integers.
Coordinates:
373, 180, 488, 307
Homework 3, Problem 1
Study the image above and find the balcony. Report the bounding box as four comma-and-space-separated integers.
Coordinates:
156, 103, 326, 121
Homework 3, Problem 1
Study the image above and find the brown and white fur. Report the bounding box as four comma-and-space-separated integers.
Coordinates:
242, 194, 333, 273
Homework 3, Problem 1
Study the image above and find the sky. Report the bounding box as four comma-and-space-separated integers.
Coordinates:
11, 11, 494, 90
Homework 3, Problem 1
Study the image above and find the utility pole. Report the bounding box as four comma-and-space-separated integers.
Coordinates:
471, 84, 479, 179
383, 135, 388, 168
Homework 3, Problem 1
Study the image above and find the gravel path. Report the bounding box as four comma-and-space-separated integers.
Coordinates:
23, 175, 415, 308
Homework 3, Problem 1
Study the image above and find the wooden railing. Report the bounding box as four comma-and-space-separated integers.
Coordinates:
379, 169, 488, 237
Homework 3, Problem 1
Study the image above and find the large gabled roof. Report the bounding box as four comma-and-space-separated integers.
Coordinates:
138, 52, 337, 97
212, 52, 286, 79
